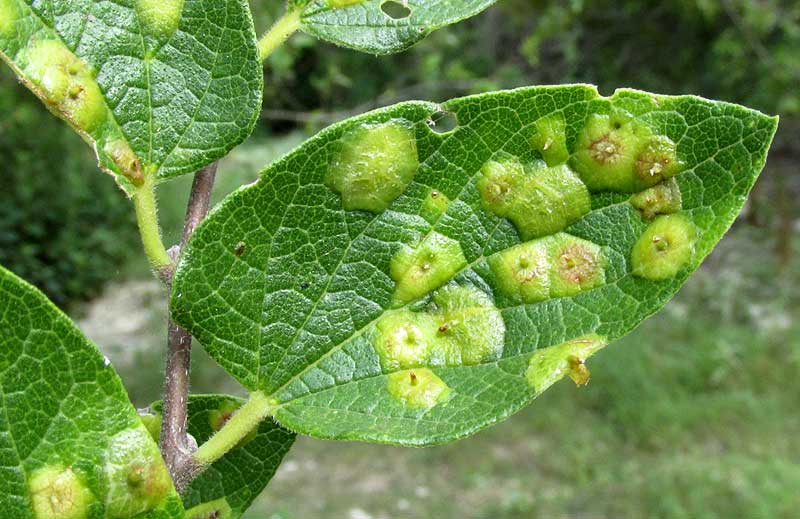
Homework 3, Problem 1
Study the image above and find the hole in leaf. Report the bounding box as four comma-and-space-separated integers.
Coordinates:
427, 110, 458, 134
381, 1, 411, 19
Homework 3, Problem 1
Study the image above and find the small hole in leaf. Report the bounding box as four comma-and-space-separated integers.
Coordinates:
426, 110, 458, 134
381, 0, 411, 19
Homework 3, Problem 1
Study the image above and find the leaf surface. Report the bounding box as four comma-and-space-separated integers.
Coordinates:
149, 395, 295, 519
0, 0, 262, 191
0, 265, 184, 518
293, 0, 496, 54
171, 85, 778, 445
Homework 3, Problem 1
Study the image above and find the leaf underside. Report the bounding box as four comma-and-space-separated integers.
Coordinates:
0, 265, 183, 518
0, 0, 262, 192
296, 0, 497, 54
171, 85, 778, 446
151, 395, 295, 519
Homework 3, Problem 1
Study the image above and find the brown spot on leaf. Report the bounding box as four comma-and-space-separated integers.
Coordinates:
567, 355, 590, 385
556, 243, 601, 284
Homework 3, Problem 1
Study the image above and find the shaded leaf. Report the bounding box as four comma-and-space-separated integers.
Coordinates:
0, 264, 184, 517
171, 85, 778, 445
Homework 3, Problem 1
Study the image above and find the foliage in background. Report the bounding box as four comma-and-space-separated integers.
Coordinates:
0, 67, 136, 306
254, 0, 799, 121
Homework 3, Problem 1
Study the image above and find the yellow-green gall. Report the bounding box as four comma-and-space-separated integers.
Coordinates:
634, 135, 684, 186
327, 120, 419, 213
420, 189, 450, 223
570, 111, 651, 192
136, 0, 184, 38
390, 231, 467, 305
29, 464, 93, 519
530, 113, 569, 166
525, 334, 607, 393
477, 155, 526, 217
185, 498, 233, 519
631, 214, 696, 280
488, 240, 550, 304
374, 311, 437, 370
0, 0, 20, 36
511, 163, 591, 240
105, 427, 173, 519
478, 156, 590, 240
430, 285, 505, 365
630, 178, 682, 220
23, 40, 77, 103
387, 368, 451, 409
104, 139, 144, 185
23, 39, 108, 135
548, 234, 606, 297
62, 76, 106, 133
374, 285, 504, 368
491, 234, 605, 302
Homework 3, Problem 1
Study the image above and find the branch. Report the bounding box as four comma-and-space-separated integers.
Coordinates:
159, 162, 217, 492
194, 391, 275, 466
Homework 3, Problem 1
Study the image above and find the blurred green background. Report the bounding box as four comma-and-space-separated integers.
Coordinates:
1, 0, 798, 517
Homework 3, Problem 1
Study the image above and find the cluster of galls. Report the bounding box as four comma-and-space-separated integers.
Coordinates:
489, 233, 605, 304
570, 110, 684, 193
28, 427, 172, 519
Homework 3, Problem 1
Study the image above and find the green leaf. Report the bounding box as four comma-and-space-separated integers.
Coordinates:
0, 264, 184, 518
0, 0, 262, 192
171, 85, 778, 445
148, 395, 295, 519
293, 0, 497, 54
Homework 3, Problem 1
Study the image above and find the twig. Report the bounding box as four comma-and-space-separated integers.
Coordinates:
159, 162, 217, 492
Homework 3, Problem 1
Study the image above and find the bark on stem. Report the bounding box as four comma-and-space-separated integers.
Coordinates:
160, 162, 217, 492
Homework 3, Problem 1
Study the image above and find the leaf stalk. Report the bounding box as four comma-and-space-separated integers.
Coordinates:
194, 390, 276, 466
258, 10, 301, 62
